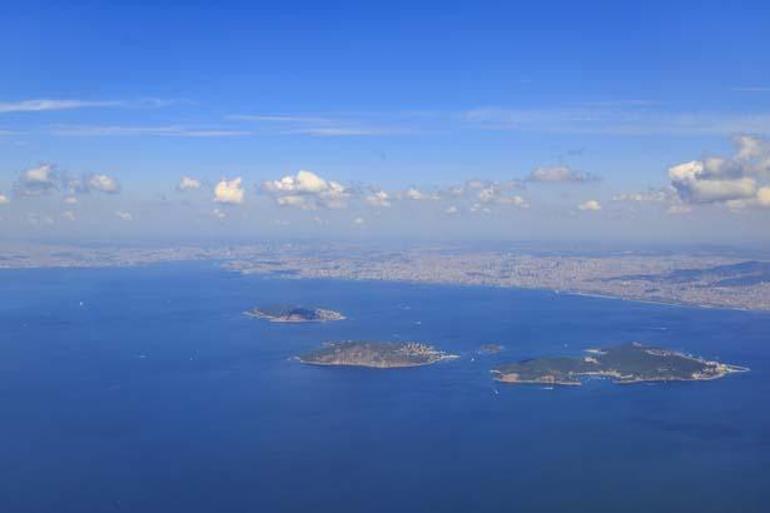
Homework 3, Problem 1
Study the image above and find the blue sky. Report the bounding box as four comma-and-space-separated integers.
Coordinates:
2, 1, 770, 243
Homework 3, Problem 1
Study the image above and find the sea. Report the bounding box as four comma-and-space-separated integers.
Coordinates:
1, 262, 769, 513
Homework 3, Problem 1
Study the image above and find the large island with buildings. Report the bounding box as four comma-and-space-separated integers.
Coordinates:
245, 305, 345, 323
492, 342, 748, 386
299, 341, 458, 368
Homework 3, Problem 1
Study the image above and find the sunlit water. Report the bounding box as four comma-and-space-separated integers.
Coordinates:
2, 263, 769, 513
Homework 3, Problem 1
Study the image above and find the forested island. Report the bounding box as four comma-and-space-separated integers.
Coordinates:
245, 306, 345, 323
299, 341, 458, 368
492, 342, 748, 386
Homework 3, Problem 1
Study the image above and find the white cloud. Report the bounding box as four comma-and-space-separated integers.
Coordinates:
228, 114, 332, 124
612, 187, 692, 214
265, 170, 330, 194
667, 204, 693, 215
25, 165, 53, 183
445, 205, 459, 215
212, 208, 226, 219
734, 134, 768, 160
13, 165, 123, 198
51, 125, 253, 137
476, 186, 498, 203
59, 173, 121, 195
402, 187, 437, 201
115, 211, 133, 221
86, 174, 120, 193
725, 186, 770, 210
288, 127, 391, 137
227, 113, 404, 137
528, 165, 596, 183
0, 194, 9, 205
668, 136, 770, 205
62, 211, 76, 221
263, 170, 348, 209
230, 105, 770, 138
64, 196, 78, 205
475, 184, 530, 208
276, 195, 311, 209
353, 217, 365, 225
365, 190, 391, 207
406, 188, 426, 200
0, 99, 120, 113
177, 176, 202, 191
685, 176, 756, 203
578, 199, 602, 211
758, 187, 770, 206
446, 184, 467, 197
612, 188, 671, 203
500, 195, 529, 208
14, 164, 58, 196
463, 106, 770, 136
470, 203, 492, 214
214, 177, 245, 205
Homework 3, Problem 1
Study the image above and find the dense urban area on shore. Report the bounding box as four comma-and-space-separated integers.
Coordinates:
2, 242, 770, 311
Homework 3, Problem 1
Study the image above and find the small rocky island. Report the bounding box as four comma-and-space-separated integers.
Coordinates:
492, 342, 748, 386
478, 343, 504, 354
299, 341, 458, 368
245, 305, 345, 323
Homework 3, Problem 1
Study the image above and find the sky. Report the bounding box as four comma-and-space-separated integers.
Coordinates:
1, 0, 770, 245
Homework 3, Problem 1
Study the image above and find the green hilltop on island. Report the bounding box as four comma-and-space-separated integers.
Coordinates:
245, 306, 345, 323
492, 342, 748, 386
299, 341, 458, 368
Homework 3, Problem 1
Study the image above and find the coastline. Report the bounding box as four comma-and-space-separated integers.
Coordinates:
1, 257, 766, 314
235, 270, 770, 314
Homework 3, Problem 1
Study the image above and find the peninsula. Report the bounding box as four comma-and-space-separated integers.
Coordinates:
492, 342, 748, 386
299, 341, 458, 368
245, 306, 345, 323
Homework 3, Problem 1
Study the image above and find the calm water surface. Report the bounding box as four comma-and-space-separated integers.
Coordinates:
1, 263, 768, 512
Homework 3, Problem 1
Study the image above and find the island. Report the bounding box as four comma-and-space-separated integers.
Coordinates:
492, 342, 748, 386
244, 305, 345, 323
478, 343, 504, 354
299, 341, 458, 368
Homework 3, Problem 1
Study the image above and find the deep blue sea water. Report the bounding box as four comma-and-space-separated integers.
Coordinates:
1, 263, 769, 513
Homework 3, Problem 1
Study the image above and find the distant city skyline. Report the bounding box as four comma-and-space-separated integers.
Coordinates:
2, 1, 770, 244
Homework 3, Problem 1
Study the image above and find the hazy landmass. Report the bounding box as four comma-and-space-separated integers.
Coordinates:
492, 342, 748, 386
299, 341, 458, 368
229, 247, 770, 311
3, 242, 770, 311
245, 306, 345, 323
